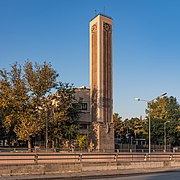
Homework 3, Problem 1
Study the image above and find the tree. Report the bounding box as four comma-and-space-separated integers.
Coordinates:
122, 117, 145, 144
0, 61, 80, 150
0, 116, 6, 145
113, 113, 146, 145
113, 113, 124, 143
113, 113, 123, 134
147, 96, 180, 120
146, 96, 180, 146
76, 135, 87, 150
46, 83, 80, 148
150, 118, 164, 145
0, 63, 30, 146
125, 117, 145, 140
22, 61, 59, 149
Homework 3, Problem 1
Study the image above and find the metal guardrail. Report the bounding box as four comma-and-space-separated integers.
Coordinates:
0, 152, 179, 165
0, 147, 178, 153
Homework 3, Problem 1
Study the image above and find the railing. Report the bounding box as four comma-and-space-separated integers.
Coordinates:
0, 147, 179, 153
0, 152, 179, 165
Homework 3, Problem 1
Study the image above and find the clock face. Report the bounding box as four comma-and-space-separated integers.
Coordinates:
103, 22, 112, 32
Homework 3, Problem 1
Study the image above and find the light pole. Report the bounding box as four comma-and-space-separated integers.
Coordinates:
46, 111, 48, 152
135, 93, 167, 154
164, 121, 170, 152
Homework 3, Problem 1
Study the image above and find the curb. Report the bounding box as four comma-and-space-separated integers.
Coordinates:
1, 168, 180, 180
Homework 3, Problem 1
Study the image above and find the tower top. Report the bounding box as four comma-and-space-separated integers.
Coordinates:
90, 13, 112, 22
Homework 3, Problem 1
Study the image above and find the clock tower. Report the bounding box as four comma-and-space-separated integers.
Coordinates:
90, 14, 114, 150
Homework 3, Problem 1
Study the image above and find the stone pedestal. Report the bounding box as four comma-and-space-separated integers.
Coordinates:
92, 122, 114, 151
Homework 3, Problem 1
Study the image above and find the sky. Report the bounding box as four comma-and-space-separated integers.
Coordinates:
0, 0, 180, 120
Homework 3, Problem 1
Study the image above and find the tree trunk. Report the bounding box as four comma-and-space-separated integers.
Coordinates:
52, 140, 55, 149
28, 139, 31, 152
3, 139, 5, 146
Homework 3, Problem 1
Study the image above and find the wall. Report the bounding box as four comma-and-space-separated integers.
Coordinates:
1, 161, 180, 176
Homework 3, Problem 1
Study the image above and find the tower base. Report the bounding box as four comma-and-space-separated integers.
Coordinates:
92, 122, 114, 152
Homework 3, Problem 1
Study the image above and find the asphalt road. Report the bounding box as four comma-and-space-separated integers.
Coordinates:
1, 169, 180, 180
91, 171, 180, 180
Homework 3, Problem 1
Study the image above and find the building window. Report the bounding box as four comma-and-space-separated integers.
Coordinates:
80, 124, 88, 129
81, 103, 87, 110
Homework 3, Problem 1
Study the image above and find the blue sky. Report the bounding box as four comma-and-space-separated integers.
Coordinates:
0, 0, 180, 119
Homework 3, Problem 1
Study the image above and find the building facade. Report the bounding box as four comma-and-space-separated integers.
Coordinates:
75, 86, 90, 137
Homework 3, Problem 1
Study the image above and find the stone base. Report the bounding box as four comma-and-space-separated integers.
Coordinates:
92, 122, 114, 151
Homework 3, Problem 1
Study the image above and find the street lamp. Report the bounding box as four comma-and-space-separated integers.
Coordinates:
164, 121, 170, 152
46, 111, 48, 152
135, 93, 167, 154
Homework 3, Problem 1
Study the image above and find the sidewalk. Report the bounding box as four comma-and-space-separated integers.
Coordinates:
0, 167, 180, 180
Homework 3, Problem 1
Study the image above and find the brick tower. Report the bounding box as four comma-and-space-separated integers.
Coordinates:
90, 14, 114, 151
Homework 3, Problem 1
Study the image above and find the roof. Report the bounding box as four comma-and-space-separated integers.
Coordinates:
90, 13, 113, 22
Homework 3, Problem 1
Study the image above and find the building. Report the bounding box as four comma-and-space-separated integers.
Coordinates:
74, 86, 90, 137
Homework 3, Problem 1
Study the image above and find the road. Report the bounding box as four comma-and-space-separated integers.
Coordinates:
0, 171, 180, 180
90, 171, 180, 180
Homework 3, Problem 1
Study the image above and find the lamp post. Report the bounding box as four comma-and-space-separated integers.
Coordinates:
135, 93, 167, 154
164, 121, 170, 152
45, 111, 48, 152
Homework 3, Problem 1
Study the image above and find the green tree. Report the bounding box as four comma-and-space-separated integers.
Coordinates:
123, 118, 145, 143
0, 63, 30, 146
0, 61, 76, 149
126, 117, 145, 140
146, 96, 180, 146
113, 113, 123, 134
113, 113, 124, 144
147, 96, 180, 120
23, 61, 59, 149
76, 135, 87, 150
47, 83, 80, 148
113, 114, 146, 145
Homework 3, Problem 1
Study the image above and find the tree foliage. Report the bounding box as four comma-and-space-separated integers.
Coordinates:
147, 96, 180, 120
0, 61, 80, 148
113, 113, 123, 134
47, 83, 80, 146
113, 113, 145, 144
113, 100, 180, 147
76, 135, 87, 149
146, 96, 180, 146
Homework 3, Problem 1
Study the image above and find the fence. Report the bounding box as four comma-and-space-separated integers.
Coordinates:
0, 146, 178, 153
0, 152, 180, 165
